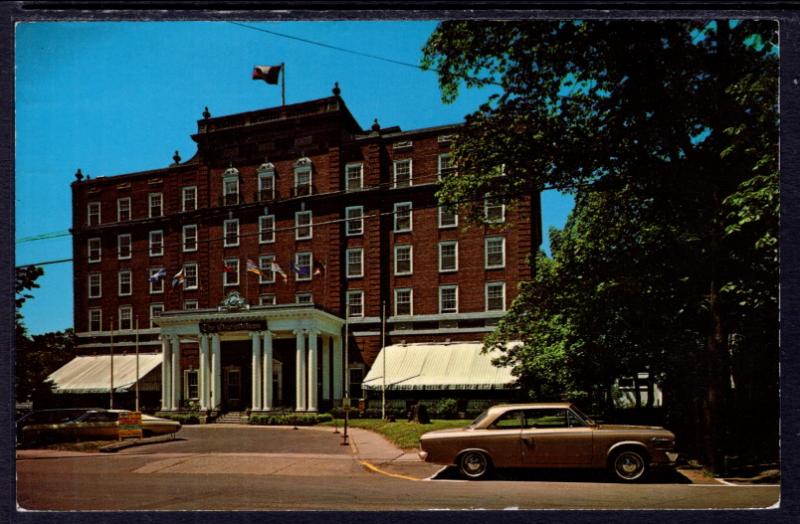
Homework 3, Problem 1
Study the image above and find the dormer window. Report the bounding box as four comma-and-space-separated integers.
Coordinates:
257, 162, 276, 201
294, 157, 312, 197
222, 166, 240, 206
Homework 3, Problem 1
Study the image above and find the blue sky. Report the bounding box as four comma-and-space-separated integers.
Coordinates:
15, 21, 574, 335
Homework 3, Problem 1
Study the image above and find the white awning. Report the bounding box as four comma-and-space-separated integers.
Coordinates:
361, 342, 519, 391
46, 354, 162, 394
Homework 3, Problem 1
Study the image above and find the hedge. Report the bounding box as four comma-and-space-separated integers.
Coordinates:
249, 413, 333, 426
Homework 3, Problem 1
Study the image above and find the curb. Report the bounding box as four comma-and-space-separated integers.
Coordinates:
99, 434, 179, 453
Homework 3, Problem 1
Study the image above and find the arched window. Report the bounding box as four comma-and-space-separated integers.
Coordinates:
256, 162, 276, 201
222, 166, 240, 205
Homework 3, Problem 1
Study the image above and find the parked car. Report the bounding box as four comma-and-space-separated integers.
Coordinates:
418, 403, 678, 481
16, 408, 101, 445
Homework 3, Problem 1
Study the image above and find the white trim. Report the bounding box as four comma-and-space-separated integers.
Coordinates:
394, 288, 413, 317
393, 202, 413, 232
345, 206, 364, 236
223, 218, 240, 247
295, 292, 313, 304
117, 197, 131, 222
393, 158, 412, 188
438, 284, 458, 314
88, 273, 102, 299
87, 201, 101, 226
184, 262, 199, 290
259, 255, 276, 284
118, 270, 132, 297
258, 172, 276, 200
387, 311, 505, 323
87, 237, 101, 263
149, 303, 164, 329
149, 230, 164, 257
88, 307, 102, 332
485, 236, 506, 269
184, 368, 200, 400
346, 248, 364, 278
182, 186, 197, 212
259, 293, 276, 306
485, 281, 506, 312
345, 162, 363, 191
182, 224, 198, 252
295, 211, 313, 240
389, 327, 495, 336
295, 252, 312, 281
294, 160, 313, 197
484, 198, 505, 223
184, 300, 199, 310
259, 214, 276, 243
223, 257, 240, 286
149, 192, 163, 218
438, 240, 458, 273
438, 206, 458, 229
394, 244, 413, 276
437, 153, 454, 179
118, 305, 133, 331
117, 233, 132, 260
346, 290, 364, 318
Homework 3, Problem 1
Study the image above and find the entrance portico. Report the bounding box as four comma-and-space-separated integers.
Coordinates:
155, 295, 344, 413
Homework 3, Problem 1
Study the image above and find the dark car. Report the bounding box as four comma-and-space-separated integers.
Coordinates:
16, 408, 100, 446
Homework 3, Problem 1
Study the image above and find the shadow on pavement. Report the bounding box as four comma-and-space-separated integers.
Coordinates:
431, 466, 690, 484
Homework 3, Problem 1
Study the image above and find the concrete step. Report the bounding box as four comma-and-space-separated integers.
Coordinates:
214, 412, 248, 424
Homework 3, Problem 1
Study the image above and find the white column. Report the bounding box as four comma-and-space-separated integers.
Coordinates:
321, 335, 331, 401
251, 331, 262, 411
170, 336, 181, 411
262, 331, 273, 410
199, 334, 209, 410
307, 330, 319, 412
160, 336, 172, 411
332, 334, 343, 401
295, 329, 306, 411
211, 333, 222, 410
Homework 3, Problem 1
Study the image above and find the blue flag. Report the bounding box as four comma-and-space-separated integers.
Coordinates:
149, 268, 167, 283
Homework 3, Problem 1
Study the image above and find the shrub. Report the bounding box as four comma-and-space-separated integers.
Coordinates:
433, 398, 459, 419
158, 413, 200, 425
249, 413, 332, 426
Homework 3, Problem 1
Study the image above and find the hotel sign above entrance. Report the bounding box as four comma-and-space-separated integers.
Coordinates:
199, 319, 268, 334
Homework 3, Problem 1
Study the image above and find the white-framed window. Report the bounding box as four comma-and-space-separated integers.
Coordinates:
87, 202, 101, 226
438, 153, 455, 178
259, 215, 275, 243
88, 237, 101, 263
118, 306, 133, 331
346, 290, 364, 318
184, 369, 199, 400
295, 211, 312, 240
485, 236, 506, 269
149, 268, 165, 294
294, 252, 312, 281
394, 288, 413, 316
259, 255, 275, 284
149, 193, 163, 218
184, 262, 198, 290
182, 186, 197, 212
486, 282, 506, 312
150, 303, 164, 328
149, 230, 164, 257
393, 202, 412, 232
294, 158, 313, 197
345, 206, 364, 236
394, 245, 413, 275
182, 224, 198, 252
222, 167, 240, 205
224, 219, 239, 247
259, 294, 276, 306
438, 241, 458, 272
346, 248, 363, 278
257, 163, 276, 201
438, 206, 458, 228
118, 270, 132, 296
485, 198, 505, 223
88, 308, 102, 332
184, 300, 199, 310
117, 197, 131, 221
117, 233, 132, 260
223, 258, 239, 286
88, 273, 102, 299
345, 162, 363, 191
393, 159, 412, 188
439, 285, 458, 314
296, 292, 313, 304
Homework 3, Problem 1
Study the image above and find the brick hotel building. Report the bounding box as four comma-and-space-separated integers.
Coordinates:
64, 86, 542, 414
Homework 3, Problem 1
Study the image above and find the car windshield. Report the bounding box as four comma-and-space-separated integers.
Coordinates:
467, 409, 492, 428
570, 405, 595, 426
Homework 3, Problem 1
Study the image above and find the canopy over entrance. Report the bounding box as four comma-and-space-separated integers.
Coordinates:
46, 354, 162, 394
362, 342, 519, 391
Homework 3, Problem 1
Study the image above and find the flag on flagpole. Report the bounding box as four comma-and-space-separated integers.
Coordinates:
313, 259, 326, 276
252, 65, 282, 84
172, 268, 185, 288
149, 268, 167, 283
223, 263, 237, 273
246, 259, 262, 277
290, 262, 310, 278
271, 261, 288, 283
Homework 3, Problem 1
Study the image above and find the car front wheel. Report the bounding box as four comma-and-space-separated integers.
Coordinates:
610, 449, 648, 482
458, 450, 492, 480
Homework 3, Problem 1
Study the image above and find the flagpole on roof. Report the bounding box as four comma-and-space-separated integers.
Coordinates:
135, 316, 140, 412
381, 300, 386, 421
281, 62, 285, 107
110, 317, 115, 410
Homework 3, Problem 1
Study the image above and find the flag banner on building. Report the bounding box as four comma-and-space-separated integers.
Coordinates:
172, 268, 185, 288
149, 268, 167, 283
252, 65, 282, 84
270, 261, 288, 283
313, 259, 325, 276
246, 259, 262, 276
223, 263, 237, 273
290, 262, 310, 278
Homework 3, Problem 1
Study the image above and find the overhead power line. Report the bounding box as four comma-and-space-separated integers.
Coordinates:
16, 230, 71, 244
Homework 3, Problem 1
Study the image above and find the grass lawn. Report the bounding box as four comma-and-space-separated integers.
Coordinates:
323, 418, 471, 450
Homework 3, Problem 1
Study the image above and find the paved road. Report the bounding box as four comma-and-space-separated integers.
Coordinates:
16, 425, 780, 511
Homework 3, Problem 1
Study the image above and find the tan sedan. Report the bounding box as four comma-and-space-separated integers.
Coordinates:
419, 403, 677, 481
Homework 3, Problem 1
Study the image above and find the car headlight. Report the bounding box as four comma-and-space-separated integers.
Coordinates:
650, 437, 675, 449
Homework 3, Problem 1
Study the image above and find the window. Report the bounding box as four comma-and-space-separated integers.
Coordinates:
438, 154, 455, 178
296, 292, 313, 304
394, 202, 412, 232
117, 234, 132, 260
184, 300, 199, 310
346, 163, 363, 191
88, 238, 101, 263
438, 206, 458, 228
259, 215, 275, 243
345, 206, 364, 236
257, 163, 276, 201
485, 198, 505, 223
347, 290, 364, 318
185, 369, 199, 400
394, 245, 412, 275
182, 186, 197, 212
346, 248, 363, 278
223, 258, 239, 286
294, 252, 312, 281
258, 255, 275, 284
295, 211, 312, 240
294, 158, 312, 196
486, 282, 506, 312
395, 288, 413, 316
149, 230, 164, 257
438, 241, 458, 272
259, 294, 276, 306
439, 285, 458, 314
150, 303, 164, 328
149, 268, 165, 294
393, 159, 412, 188
88, 273, 102, 298
88, 308, 102, 332
349, 367, 364, 399
87, 202, 101, 226
524, 409, 570, 429
491, 410, 525, 429
118, 270, 132, 296
184, 263, 198, 290
222, 167, 240, 205
182, 224, 198, 252
485, 237, 506, 269
117, 197, 131, 221
224, 219, 239, 247
149, 193, 163, 218
118, 306, 133, 331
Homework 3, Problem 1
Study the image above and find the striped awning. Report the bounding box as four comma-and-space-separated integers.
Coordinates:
46, 354, 162, 394
361, 342, 519, 391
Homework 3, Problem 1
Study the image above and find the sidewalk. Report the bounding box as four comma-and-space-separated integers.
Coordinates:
344, 427, 445, 480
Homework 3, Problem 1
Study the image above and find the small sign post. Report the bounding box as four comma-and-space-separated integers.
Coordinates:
118, 411, 143, 440
341, 396, 350, 446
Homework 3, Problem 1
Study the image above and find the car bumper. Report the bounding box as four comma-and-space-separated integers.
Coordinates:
418, 450, 429, 461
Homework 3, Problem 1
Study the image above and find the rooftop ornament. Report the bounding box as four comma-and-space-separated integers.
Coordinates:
218, 291, 249, 312
371, 118, 381, 133
332, 81, 341, 96
172, 150, 181, 165
74, 168, 84, 182
203, 106, 211, 119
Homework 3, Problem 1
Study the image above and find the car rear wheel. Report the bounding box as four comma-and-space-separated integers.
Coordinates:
458, 450, 492, 480
610, 449, 647, 482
